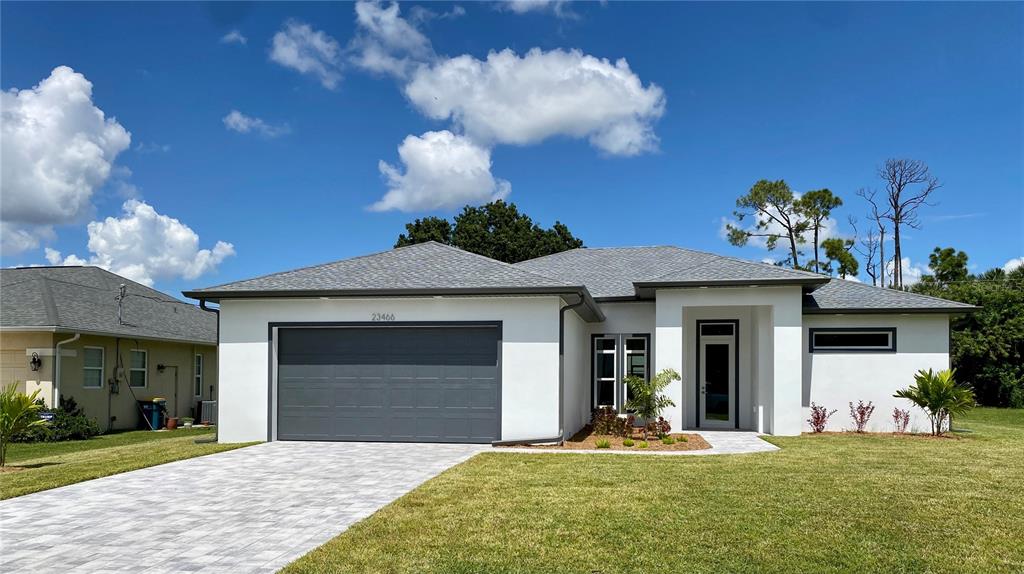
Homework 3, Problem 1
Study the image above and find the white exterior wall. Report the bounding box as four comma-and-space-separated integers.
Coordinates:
217, 296, 562, 443
802, 314, 951, 433
562, 308, 589, 439
655, 286, 804, 435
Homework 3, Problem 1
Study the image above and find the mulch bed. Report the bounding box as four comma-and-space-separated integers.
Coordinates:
503, 425, 711, 452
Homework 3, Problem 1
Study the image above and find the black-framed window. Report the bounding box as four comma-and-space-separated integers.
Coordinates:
592, 333, 650, 412
809, 328, 897, 353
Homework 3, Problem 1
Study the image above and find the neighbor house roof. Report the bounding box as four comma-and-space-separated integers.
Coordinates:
183, 242, 605, 321
515, 246, 827, 299
803, 278, 979, 314
1, 266, 217, 344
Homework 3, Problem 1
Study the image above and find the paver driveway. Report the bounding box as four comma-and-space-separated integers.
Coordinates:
0, 441, 486, 574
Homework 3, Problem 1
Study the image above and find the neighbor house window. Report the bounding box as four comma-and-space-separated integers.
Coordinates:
129, 349, 147, 387
809, 328, 896, 352
83, 347, 104, 389
194, 354, 203, 397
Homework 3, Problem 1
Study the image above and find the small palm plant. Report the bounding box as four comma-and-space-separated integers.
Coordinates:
894, 369, 975, 436
0, 384, 48, 466
625, 368, 679, 440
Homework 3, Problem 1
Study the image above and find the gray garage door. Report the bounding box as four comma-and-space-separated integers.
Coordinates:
277, 324, 500, 443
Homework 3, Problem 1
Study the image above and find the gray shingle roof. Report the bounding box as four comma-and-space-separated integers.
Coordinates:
804, 278, 978, 313
1, 266, 216, 344
515, 246, 826, 298
187, 242, 577, 295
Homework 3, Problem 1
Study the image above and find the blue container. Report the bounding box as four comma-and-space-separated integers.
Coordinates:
138, 400, 167, 430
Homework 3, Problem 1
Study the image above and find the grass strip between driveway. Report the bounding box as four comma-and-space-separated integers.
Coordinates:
1, 428, 257, 500
282, 408, 1024, 574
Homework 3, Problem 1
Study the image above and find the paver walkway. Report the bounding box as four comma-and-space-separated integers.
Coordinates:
0, 441, 486, 574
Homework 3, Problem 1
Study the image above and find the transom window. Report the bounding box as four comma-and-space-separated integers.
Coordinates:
592, 334, 649, 411
83, 347, 104, 389
700, 323, 735, 337
194, 354, 204, 397
809, 328, 896, 352
129, 349, 148, 387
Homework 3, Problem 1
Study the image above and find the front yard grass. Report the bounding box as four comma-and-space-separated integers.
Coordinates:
283, 408, 1024, 574
1, 427, 255, 499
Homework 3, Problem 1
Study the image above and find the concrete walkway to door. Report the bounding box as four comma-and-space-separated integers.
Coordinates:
0, 441, 487, 574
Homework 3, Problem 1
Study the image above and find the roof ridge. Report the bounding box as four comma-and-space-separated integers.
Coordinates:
427, 242, 576, 287
669, 246, 826, 279
38, 274, 59, 326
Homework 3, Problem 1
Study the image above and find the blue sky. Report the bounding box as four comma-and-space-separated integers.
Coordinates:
2, 1, 1021, 298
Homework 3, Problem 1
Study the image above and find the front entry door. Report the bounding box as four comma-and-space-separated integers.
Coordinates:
700, 337, 735, 428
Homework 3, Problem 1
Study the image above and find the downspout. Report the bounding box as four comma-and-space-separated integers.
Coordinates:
53, 333, 81, 407
491, 294, 586, 446
195, 299, 219, 444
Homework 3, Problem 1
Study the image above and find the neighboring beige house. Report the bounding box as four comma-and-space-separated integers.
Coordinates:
1, 266, 218, 432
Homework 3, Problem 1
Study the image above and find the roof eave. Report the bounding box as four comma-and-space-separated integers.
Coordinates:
183, 285, 607, 323
633, 277, 828, 297
802, 306, 980, 315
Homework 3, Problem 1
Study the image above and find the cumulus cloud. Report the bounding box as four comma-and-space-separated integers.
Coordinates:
47, 200, 235, 286
220, 29, 247, 45
886, 256, 929, 286
350, 0, 433, 79
0, 66, 131, 253
222, 110, 291, 138
1003, 257, 1024, 273
270, 20, 343, 89
499, 0, 574, 18
405, 48, 665, 155
2, 223, 55, 256
371, 131, 510, 212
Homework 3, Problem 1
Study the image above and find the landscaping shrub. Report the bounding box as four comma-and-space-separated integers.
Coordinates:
590, 407, 633, 437
624, 369, 679, 439
1, 384, 47, 466
595, 439, 611, 449
807, 403, 837, 433
645, 417, 671, 439
892, 408, 910, 433
637, 441, 649, 449
676, 435, 688, 443
849, 400, 876, 433
661, 436, 675, 445
13, 396, 100, 443
895, 368, 975, 436
622, 439, 635, 447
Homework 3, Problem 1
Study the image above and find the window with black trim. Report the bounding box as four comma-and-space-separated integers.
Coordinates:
810, 328, 896, 352
592, 334, 650, 411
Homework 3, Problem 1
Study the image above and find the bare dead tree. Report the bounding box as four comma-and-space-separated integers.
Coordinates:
877, 159, 941, 289
857, 187, 890, 287
848, 216, 880, 286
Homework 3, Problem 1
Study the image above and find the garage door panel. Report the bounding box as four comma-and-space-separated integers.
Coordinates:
277, 325, 499, 443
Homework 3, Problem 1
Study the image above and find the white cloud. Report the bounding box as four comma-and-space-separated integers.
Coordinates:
499, 0, 574, 18
350, 1, 434, 79
220, 30, 248, 45
886, 256, 928, 286
1, 66, 131, 233
47, 200, 235, 286
371, 131, 510, 212
270, 20, 343, 89
1, 223, 55, 256
405, 48, 665, 155
1003, 257, 1024, 273
222, 110, 291, 138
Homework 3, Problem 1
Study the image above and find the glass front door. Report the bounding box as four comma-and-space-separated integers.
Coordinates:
700, 338, 734, 427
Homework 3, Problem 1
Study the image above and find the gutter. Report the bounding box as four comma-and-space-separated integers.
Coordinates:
53, 333, 81, 406
491, 294, 588, 447
194, 300, 220, 444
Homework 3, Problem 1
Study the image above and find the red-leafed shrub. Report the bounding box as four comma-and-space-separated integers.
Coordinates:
645, 417, 671, 438
849, 400, 876, 433
892, 408, 910, 433
590, 407, 633, 437
807, 403, 836, 433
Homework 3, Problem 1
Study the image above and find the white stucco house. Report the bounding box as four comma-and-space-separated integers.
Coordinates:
183, 242, 976, 444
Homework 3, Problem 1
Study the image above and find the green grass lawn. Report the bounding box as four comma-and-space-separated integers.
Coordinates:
283, 408, 1024, 574
1, 427, 256, 499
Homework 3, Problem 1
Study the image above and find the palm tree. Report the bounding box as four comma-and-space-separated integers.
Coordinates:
0, 384, 47, 466
625, 369, 679, 440
894, 369, 975, 436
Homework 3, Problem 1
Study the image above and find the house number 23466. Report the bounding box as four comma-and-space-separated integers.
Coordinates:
371, 312, 395, 322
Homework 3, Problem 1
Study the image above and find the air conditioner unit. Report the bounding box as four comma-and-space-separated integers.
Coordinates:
200, 400, 218, 425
